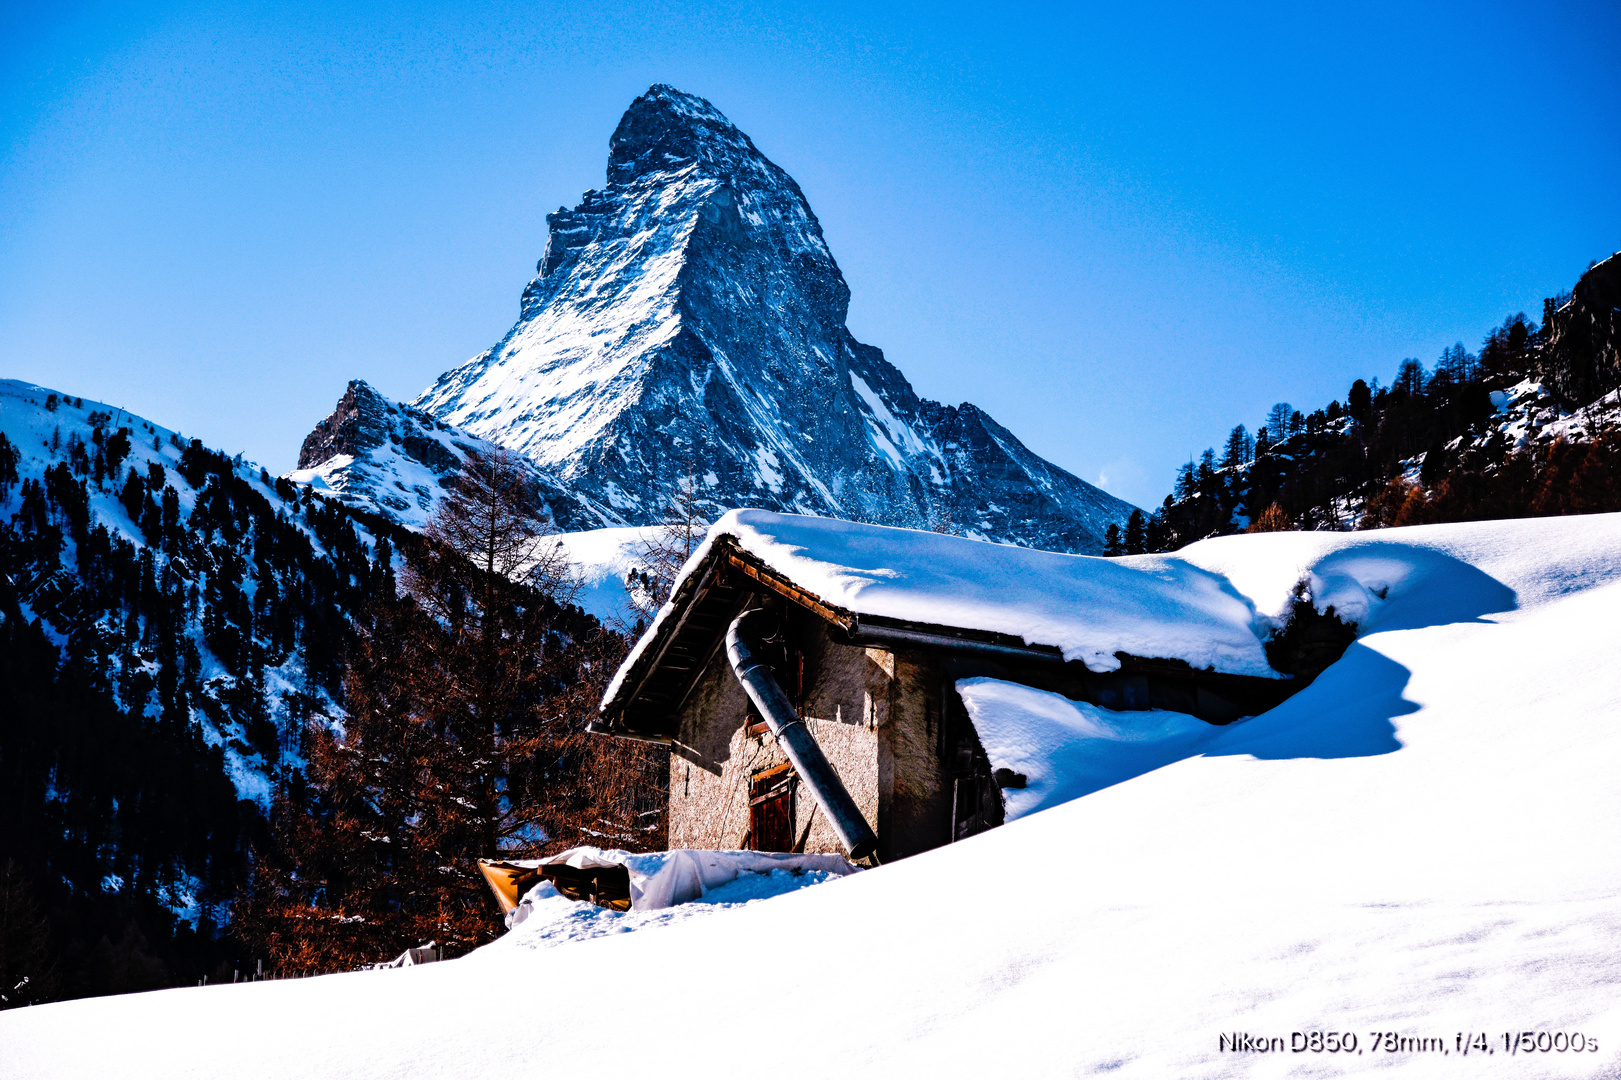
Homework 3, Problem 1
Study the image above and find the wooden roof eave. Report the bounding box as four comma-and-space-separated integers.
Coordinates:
595, 550, 725, 736
595, 538, 867, 741
721, 549, 856, 632
594, 534, 1295, 742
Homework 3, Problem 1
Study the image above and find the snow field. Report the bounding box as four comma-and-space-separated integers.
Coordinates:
545, 525, 654, 624
5, 514, 1621, 1078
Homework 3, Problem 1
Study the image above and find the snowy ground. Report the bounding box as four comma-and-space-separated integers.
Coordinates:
484, 866, 846, 952
547, 525, 651, 625
6, 514, 1621, 1078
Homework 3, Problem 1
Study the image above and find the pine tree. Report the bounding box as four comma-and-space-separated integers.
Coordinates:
1221, 425, 1251, 469
1123, 509, 1147, 555
1102, 523, 1124, 557
1173, 460, 1196, 501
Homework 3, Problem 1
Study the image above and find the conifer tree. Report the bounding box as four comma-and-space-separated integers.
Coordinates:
1123, 509, 1147, 555
1220, 425, 1251, 469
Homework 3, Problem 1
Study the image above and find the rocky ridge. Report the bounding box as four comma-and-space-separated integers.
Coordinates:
291, 380, 618, 532
301, 85, 1134, 551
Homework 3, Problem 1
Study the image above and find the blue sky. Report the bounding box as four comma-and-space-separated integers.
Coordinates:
2, 0, 1617, 509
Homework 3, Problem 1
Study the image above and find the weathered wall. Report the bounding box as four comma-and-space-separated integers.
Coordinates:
668, 614, 885, 855
877, 650, 954, 860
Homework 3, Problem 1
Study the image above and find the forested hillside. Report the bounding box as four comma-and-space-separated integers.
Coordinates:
0, 382, 661, 1004
0, 381, 397, 1000
233, 450, 663, 976
1111, 251, 1621, 554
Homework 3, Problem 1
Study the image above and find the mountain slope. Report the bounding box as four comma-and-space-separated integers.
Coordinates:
406, 85, 1131, 552
7, 513, 1620, 1076
0, 380, 390, 998
289, 379, 620, 532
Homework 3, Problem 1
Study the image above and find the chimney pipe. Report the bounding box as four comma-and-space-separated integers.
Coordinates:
726, 609, 878, 862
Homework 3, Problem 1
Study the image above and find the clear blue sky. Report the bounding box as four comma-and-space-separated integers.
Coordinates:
3, 0, 1617, 509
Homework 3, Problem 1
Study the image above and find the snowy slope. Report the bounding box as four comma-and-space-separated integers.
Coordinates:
0, 380, 392, 933
7, 513, 1620, 1078
405, 85, 1134, 552
1492, 377, 1621, 450
289, 379, 620, 532
547, 525, 655, 624
0, 380, 359, 804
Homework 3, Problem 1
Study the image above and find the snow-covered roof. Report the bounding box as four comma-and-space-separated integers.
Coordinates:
601, 510, 1284, 726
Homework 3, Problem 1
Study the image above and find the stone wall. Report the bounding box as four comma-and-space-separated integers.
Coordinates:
669, 612, 954, 859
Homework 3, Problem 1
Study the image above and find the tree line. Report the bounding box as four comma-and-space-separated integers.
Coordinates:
1103, 252, 1621, 554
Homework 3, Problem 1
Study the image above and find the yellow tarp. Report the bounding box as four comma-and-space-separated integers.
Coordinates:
477, 859, 544, 914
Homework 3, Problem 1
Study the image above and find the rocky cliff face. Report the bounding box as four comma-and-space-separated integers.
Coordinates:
1543, 250, 1621, 406
291, 380, 618, 531
403, 85, 1133, 551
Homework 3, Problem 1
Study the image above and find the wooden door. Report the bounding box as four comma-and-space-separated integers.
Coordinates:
747, 764, 795, 852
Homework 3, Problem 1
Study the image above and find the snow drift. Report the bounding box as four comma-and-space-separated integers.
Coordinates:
502, 846, 858, 917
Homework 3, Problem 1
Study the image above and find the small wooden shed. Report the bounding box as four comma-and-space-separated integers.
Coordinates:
593, 512, 1310, 864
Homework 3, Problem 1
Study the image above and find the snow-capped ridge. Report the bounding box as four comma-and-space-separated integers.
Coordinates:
289, 379, 621, 532
402, 85, 1134, 553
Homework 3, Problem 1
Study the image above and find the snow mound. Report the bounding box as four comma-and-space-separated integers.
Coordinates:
959, 679, 1222, 820
483, 870, 849, 953
502, 845, 858, 915
483, 848, 856, 954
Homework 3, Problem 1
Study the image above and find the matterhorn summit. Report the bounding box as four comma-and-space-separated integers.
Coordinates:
316, 85, 1133, 550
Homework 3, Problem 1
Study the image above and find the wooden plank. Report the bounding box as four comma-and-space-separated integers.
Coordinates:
606, 559, 719, 728
724, 551, 856, 631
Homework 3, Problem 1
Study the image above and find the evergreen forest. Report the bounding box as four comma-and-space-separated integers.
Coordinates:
1102, 252, 1621, 555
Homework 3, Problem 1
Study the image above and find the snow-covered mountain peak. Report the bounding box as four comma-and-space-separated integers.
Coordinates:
398, 85, 1135, 552
607, 85, 768, 182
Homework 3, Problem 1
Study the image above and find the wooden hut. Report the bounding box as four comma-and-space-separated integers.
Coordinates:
593, 511, 1325, 864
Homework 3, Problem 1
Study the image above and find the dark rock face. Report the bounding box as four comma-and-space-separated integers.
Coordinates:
296, 381, 388, 470
1543, 250, 1621, 406
406, 85, 1135, 552
293, 379, 618, 531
